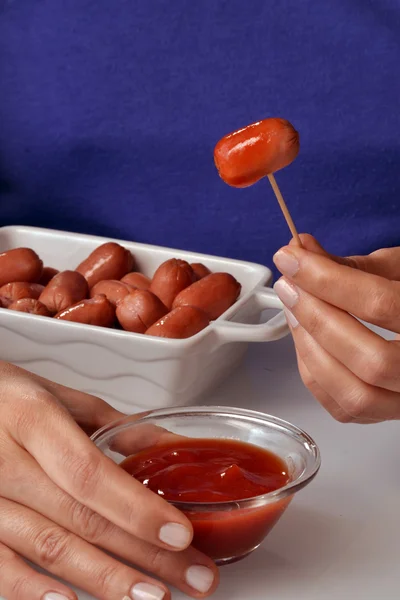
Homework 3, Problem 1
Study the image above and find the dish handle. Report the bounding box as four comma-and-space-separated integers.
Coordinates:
212, 287, 289, 343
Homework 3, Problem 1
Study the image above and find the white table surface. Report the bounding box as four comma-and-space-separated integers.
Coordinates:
6, 331, 400, 599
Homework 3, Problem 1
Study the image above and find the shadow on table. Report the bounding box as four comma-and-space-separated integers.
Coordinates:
213, 503, 360, 599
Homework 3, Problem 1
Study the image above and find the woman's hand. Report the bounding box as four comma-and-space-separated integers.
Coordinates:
272, 234, 400, 424
0, 363, 218, 600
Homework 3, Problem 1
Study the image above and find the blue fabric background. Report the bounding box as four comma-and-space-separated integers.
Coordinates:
0, 0, 399, 273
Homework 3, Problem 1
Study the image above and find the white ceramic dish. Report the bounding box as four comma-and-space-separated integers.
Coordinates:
0, 226, 288, 411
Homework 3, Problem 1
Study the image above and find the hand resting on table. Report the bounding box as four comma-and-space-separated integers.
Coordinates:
0, 362, 218, 600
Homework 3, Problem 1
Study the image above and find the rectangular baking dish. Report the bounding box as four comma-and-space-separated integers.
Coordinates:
0, 226, 288, 412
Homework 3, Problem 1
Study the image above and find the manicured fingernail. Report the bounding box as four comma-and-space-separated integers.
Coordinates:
284, 308, 299, 329
273, 249, 299, 277
130, 582, 166, 600
43, 594, 70, 600
159, 522, 191, 549
186, 565, 214, 593
274, 278, 299, 308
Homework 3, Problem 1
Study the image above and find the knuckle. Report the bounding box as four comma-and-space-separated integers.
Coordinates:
8, 389, 56, 433
0, 442, 32, 494
8, 402, 38, 435
303, 308, 321, 339
8, 575, 32, 600
70, 502, 112, 544
359, 354, 390, 387
32, 526, 71, 568
66, 452, 103, 497
309, 266, 330, 297
301, 375, 318, 399
95, 562, 121, 596
0, 548, 34, 600
365, 290, 398, 323
354, 341, 398, 389
340, 386, 373, 421
298, 365, 314, 390
332, 409, 353, 424
343, 256, 364, 270
8, 409, 31, 435
140, 545, 165, 574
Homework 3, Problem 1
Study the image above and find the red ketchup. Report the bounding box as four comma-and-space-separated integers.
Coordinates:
121, 438, 291, 563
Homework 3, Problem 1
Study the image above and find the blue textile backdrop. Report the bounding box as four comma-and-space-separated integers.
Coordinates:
0, 0, 399, 272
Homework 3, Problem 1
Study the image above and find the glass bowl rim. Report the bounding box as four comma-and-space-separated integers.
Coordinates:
91, 405, 321, 510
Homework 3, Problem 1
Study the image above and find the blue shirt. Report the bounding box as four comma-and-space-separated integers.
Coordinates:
1, 1, 399, 272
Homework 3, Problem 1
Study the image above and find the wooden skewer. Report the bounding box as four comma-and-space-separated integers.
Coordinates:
267, 173, 303, 248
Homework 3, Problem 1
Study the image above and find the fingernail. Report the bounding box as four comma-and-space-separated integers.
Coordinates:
159, 522, 191, 549
274, 278, 299, 308
43, 594, 70, 600
273, 249, 299, 277
186, 565, 215, 593
284, 308, 299, 329
130, 582, 166, 600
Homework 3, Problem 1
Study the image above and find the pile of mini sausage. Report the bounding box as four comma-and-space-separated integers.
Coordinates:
0, 243, 241, 339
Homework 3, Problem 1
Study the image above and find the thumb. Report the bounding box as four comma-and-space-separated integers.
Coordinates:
39, 375, 124, 433
0, 361, 123, 435
348, 247, 400, 281
289, 234, 400, 281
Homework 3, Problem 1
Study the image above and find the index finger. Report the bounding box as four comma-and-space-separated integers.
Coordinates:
288, 234, 351, 264
273, 245, 400, 333
13, 397, 193, 552
289, 234, 400, 279
106, 422, 187, 457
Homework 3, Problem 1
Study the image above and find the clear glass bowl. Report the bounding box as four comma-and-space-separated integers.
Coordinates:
91, 406, 321, 565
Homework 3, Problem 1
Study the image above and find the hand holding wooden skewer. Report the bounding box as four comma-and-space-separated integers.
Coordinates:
214, 117, 303, 247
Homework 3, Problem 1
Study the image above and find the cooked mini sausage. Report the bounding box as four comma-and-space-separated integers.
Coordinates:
55, 295, 115, 327
0, 282, 44, 308
145, 306, 210, 339
172, 272, 241, 320
191, 263, 211, 280
90, 279, 134, 307
8, 298, 52, 317
121, 272, 151, 290
0, 248, 43, 287
150, 259, 196, 309
76, 242, 135, 288
116, 290, 168, 333
214, 118, 299, 187
39, 271, 89, 314
39, 267, 59, 286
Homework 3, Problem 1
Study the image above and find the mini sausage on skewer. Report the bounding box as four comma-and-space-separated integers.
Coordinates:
214, 117, 302, 246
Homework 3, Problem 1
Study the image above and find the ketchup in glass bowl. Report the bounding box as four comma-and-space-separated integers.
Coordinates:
91, 407, 320, 565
